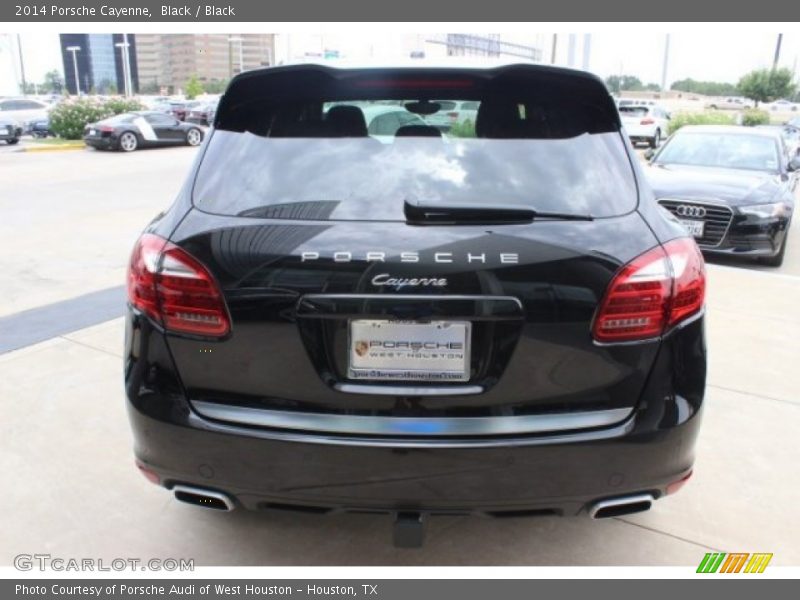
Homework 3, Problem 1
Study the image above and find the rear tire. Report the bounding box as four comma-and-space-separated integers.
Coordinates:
186, 128, 202, 147
118, 131, 138, 152
649, 129, 661, 149
760, 235, 788, 267
6, 138, 19, 145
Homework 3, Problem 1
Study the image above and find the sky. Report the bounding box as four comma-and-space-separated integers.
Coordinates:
1, 31, 798, 96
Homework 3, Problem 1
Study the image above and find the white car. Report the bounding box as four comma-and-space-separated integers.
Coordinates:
0, 98, 50, 132
424, 100, 479, 132
704, 97, 753, 110
768, 99, 797, 112
619, 104, 670, 148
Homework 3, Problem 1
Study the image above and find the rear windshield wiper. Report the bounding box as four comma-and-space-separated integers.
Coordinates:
404, 200, 593, 225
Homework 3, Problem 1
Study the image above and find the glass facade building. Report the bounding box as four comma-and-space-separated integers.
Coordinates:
59, 34, 139, 95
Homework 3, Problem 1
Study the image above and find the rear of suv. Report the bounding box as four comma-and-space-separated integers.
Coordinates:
125, 63, 706, 544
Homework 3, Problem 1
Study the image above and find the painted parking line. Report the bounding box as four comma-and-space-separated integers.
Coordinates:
0, 286, 125, 354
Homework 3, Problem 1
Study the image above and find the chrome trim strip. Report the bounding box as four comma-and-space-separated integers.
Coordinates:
187, 411, 636, 448
190, 401, 633, 437
172, 485, 234, 511
299, 293, 523, 308
588, 493, 654, 518
334, 383, 484, 396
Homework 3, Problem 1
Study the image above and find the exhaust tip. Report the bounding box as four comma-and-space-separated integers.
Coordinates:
589, 493, 654, 519
173, 485, 234, 511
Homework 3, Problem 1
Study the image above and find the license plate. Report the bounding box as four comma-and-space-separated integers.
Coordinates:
349, 320, 470, 382
679, 219, 705, 238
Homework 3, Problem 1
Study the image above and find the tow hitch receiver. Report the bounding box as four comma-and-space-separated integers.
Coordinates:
393, 512, 426, 548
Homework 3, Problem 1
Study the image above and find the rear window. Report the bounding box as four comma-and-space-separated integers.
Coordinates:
619, 106, 649, 117
194, 66, 635, 220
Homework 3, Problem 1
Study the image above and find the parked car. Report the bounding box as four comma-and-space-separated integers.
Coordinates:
186, 101, 219, 126
768, 99, 797, 112
756, 123, 800, 158
0, 116, 22, 145
704, 97, 753, 110
619, 104, 670, 148
170, 101, 203, 122
424, 100, 479, 131
617, 98, 657, 108
645, 125, 797, 267
125, 63, 706, 546
359, 104, 428, 139
0, 97, 50, 131
28, 117, 54, 139
84, 111, 204, 152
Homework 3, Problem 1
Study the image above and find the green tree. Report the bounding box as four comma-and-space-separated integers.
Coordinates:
44, 70, 64, 93
203, 79, 229, 94
671, 78, 739, 97
184, 74, 204, 100
738, 68, 796, 106
605, 75, 645, 93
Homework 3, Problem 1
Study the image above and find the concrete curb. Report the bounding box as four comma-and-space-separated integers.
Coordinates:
17, 143, 86, 153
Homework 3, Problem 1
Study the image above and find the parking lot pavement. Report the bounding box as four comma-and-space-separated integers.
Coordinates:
1, 147, 799, 566
0, 146, 198, 317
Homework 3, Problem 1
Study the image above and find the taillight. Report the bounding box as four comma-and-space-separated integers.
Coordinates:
99, 125, 114, 133
640, 118, 655, 125
447, 112, 459, 120
127, 233, 230, 337
592, 238, 705, 343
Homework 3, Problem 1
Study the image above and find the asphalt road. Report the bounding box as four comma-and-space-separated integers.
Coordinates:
0, 146, 798, 566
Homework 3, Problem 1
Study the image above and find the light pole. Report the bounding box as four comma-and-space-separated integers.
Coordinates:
115, 36, 133, 96
17, 34, 27, 96
773, 33, 783, 70
661, 34, 671, 92
66, 45, 81, 95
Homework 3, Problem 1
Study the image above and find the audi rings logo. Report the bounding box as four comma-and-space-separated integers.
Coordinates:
676, 205, 707, 218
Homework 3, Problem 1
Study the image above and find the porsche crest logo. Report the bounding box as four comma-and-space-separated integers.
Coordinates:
354, 341, 369, 357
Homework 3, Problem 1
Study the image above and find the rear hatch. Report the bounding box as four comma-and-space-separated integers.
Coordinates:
619, 105, 651, 136
164, 64, 660, 434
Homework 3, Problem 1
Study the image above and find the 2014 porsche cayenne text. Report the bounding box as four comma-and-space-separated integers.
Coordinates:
124, 63, 707, 546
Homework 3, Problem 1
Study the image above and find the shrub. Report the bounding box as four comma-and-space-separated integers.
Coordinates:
49, 97, 144, 140
103, 97, 144, 116
667, 111, 735, 135
740, 108, 770, 127
448, 119, 476, 138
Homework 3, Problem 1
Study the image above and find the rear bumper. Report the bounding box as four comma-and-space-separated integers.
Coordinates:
129, 402, 701, 515
84, 136, 115, 149
125, 311, 706, 515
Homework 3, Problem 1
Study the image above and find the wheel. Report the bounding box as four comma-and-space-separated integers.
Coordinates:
186, 128, 202, 147
6, 138, 19, 145
649, 129, 661, 149
760, 235, 787, 267
118, 131, 138, 152
709, 104, 717, 110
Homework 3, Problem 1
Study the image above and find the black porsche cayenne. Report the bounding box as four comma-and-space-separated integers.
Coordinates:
124, 63, 706, 544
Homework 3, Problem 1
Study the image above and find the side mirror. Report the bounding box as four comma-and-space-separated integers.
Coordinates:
789, 156, 800, 172
644, 148, 656, 160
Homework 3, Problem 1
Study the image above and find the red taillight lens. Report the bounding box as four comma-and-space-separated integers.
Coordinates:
592, 238, 705, 343
665, 238, 706, 327
127, 233, 230, 337
99, 125, 114, 133
640, 118, 655, 125
447, 112, 459, 119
